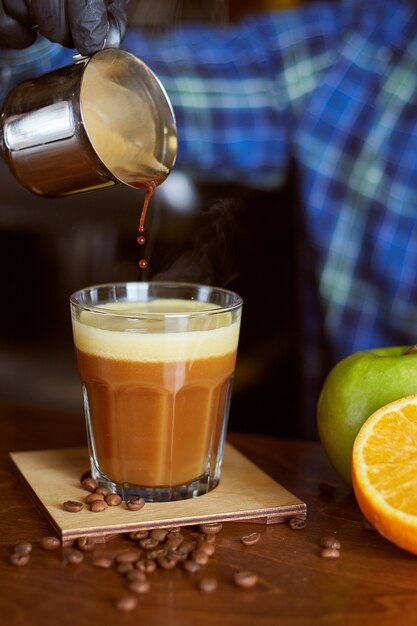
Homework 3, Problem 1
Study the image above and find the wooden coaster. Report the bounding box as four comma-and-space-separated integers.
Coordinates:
10, 443, 306, 544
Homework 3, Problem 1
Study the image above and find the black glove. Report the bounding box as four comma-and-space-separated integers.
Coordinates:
0, 0, 130, 55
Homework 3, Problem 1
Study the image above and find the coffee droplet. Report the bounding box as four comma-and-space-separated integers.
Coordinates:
138, 259, 148, 269
137, 235, 146, 245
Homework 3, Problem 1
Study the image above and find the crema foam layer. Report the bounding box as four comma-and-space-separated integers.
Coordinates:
72, 299, 240, 362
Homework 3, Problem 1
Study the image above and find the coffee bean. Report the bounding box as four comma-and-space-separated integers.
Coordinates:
85, 492, 105, 504
106, 494, 122, 507
197, 533, 216, 545
126, 570, 148, 582
183, 559, 201, 574
90, 500, 108, 512
117, 562, 134, 574
129, 530, 149, 541
81, 477, 99, 492
166, 533, 184, 550
80, 469, 92, 485
77, 536, 96, 551
115, 595, 138, 612
198, 577, 218, 593
198, 522, 223, 535
198, 542, 215, 556
64, 548, 84, 564
193, 549, 209, 566
13, 542, 32, 555
9, 552, 30, 566
139, 537, 159, 550
146, 547, 167, 560
95, 487, 111, 496
177, 540, 196, 556
92, 556, 113, 569
233, 571, 258, 589
115, 549, 142, 564
136, 559, 157, 574
39, 536, 61, 551
319, 535, 341, 550
288, 517, 307, 530
149, 528, 168, 542
320, 547, 340, 559
240, 532, 261, 546
126, 497, 145, 511
63, 500, 83, 513
128, 579, 151, 594
157, 555, 177, 570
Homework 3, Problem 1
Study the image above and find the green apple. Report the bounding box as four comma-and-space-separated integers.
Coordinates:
317, 345, 417, 486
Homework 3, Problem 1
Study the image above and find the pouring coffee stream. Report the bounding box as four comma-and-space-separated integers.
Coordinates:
0, 41, 178, 270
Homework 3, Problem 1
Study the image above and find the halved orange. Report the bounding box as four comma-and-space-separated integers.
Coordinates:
352, 394, 417, 555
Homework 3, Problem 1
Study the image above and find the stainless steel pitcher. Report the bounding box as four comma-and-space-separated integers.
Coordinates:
0, 48, 178, 197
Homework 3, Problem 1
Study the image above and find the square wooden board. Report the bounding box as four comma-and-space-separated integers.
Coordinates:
10, 442, 306, 544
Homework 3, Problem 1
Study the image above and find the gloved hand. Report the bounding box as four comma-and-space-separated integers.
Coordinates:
0, 0, 130, 55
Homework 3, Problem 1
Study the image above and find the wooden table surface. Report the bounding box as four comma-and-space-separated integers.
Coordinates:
1, 401, 417, 626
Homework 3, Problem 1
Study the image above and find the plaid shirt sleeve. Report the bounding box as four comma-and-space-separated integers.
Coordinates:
123, 4, 339, 189
124, 0, 417, 435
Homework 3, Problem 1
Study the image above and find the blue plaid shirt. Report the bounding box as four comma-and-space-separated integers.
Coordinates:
2, 0, 417, 435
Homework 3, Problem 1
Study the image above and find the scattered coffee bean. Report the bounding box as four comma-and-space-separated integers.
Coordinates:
13, 542, 32, 555
319, 535, 341, 550
198, 542, 215, 556
115, 595, 138, 612
81, 477, 99, 492
126, 496, 145, 512
240, 532, 261, 546
63, 500, 83, 513
198, 522, 223, 535
157, 555, 177, 570
320, 547, 340, 559
288, 517, 307, 530
115, 549, 142, 564
95, 487, 111, 496
64, 548, 84, 564
90, 500, 108, 513
92, 556, 113, 569
126, 570, 148, 582
233, 570, 258, 589
183, 559, 201, 574
117, 562, 134, 574
40, 536, 61, 551
197, 533, 216, 545
192, 549, 209, 566
149, 528, 168, 542
318, 482, 336, 497
137, 536, 158, 551
129, 530, 149, 541
85, 492, 105, 504
106, 494, 122, 507
198, 577, 218, 593
136, 559, 157, 574
77, 536, 96, 551
9, 552, 30, 566
147, 546, 167, 559
128, 579, 151, 594
166, 533, 184, 550
80, 469, 92, 485
177, 540, 196, 556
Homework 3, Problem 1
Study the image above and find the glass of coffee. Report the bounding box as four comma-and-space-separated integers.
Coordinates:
70, 281, 242, 502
